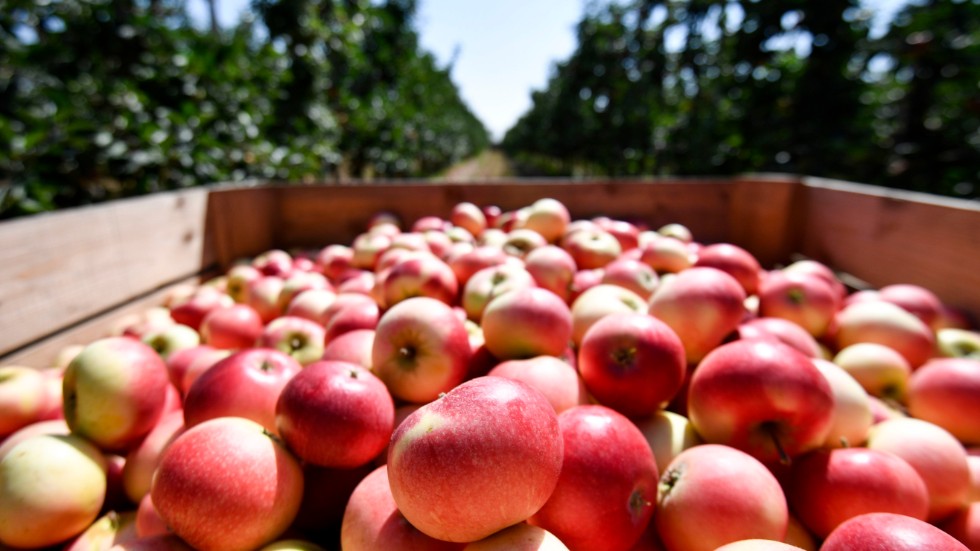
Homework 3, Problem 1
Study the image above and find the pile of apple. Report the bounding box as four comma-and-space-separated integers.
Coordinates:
2, 197, 980, 551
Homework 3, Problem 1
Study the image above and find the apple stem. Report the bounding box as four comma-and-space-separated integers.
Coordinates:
763, 423, 791, 466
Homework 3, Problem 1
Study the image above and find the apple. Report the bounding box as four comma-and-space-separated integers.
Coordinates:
577, 312, 686, 418
351, 231, 392, 270
322, 292, 381, 344
525, 245, 577, 303
260, 540, 330, 551
687, 340, 834, 464
449, 245, 510, 287
936, 328, 980, 359
135, 494, 169, 538
757, 270, 839, 338
561, 225, 621, 269
939, 502, 980, 551
258, 315, 326, 366
382, 251, 459, 308
713, 541, 805, 551
0, 366, 50, 438
199, 303, 264, 350
601, 258, 660, 300
253, 249, 293, 277
225, 264, 262, 303
63, 337, 170, 452
693, 243, 762, 296
632, 410, 703, 473
178, 346, 231, 395
656, 223, 693, 243
481, 287, 573, 360
520, 198, 570, 244
811, 359, 873, 448
284, 288, 337, 323
833, 300, 937, 369
821, 512, 968, 551
866, 417, 971, 522
315, 244, 354, 282
638, 235, 695, 274
0, 433, 107, 549
595, 217, 641, 252
122, 410, 185, 503
151, 417, 304, 551
648, 267, 747, 364
451, 201, 488, 238
655, 444, 788, 551
782, 259, 847, 302
0, 418, 70, 461
64, 510, 138, 551
832, 342, 912, 403
182, 348, 302, 434
530, 405, 658, 551
336, 269, 376, 295
388, 377, 563, 542
116, 307, 176, 340
142, 323, 201, 361
276, 361, 394, 468
463, 523, 569, 551
246, 275, 286, 323
502, 228, 548, 258
168, 286, 234, 331
276, 270, 331, 313
289, 463, 374, 544
735, 317, 823, 359
321, 328, 375, 370
908, 357, 980, 445
571, 284, 648, 347
486, 355, 588, 414
462, 263, 536, 322
388, 231, 430, 254
340, 464, 463, 551
879, 283, 945, 330
109, 534, 195, 551
786, 447, 930, 538
372, 296, 472, 403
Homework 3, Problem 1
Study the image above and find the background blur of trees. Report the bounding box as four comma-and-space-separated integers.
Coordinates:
503, 0, 979, 199
1, 0, 977, 220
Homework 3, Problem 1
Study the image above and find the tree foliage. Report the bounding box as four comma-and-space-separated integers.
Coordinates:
502, 0, 979, 199
0, 0, 489, 219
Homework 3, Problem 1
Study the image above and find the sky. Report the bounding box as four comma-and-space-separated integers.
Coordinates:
189, 0, 912, 142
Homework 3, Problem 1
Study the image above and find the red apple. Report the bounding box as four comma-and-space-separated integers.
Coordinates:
463, 523, 569, 551
601, 258, 660, 300
136, 494, 169, 538
253, 249, 293, 277
258, 315, 326, 366
655, 223, 693, 243
321, 293, 381, 344
321, 328, 375, 370
225, 264, 262, 304
577, 312, 686, 418
382, 251, 459, 308
481, 287, 573, 361
276, 271, 331, 313
571, 284, 647, 347
655, 444, 788, 551
525, 245, 577, 303
529, 405, 658, 551
451, 201, 488, 238
595, 217, 641, 252
561, 225, 621, 269
786, 447, 930, 538
502, 228, 548, 258
199, 304, 264, 350
938, 502, 980, 551
462, 263, 536, 322
178, 346, 231, 395
246, 275, 286, 323
449, 245, 510, 288
811, 359, 873, 448
315, 244, 354, 282
821, 512, 968, 551
735, 317, 823, 359
522, 198, 571, 244
713, 541, 805, 551
879, 283, 945, 330
388, 377, 563, 542
908, 357, 980, 445
0, 366, 50, 438
168, 286, 234, 331
151, 417, 304, 551
833, 300, 937, 369
693, 243, 762, 296
276, 361, 394, 468
832, 342, 912, 403
757, 270, 839, 338
122, 410, 185, 503
638, 235, 695, 274
486, 355, 588, 414
687, 340, 834, 464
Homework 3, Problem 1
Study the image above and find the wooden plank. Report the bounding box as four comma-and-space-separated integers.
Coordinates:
0, 188, 215, 358
728, 175, 804, 268
205, 185, 279, 267
798, 177, 980, 318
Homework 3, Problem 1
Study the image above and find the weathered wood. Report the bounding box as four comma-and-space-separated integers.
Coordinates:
728, 175, 804, 268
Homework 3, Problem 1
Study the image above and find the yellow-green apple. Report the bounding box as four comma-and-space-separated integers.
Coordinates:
656, 223, 693, 243
289, 462, 374, 543
168, 286, 234, 331
757, 270, 839, 338
867, 417, 971, 521
463, 523, 569, 551
525, 245, 577, 303
571, 284, 647, 347
284, 288, 337, 323
199, 303, 264, 350
503, 228, 548, 258
276, 361, 394, 468
713, 541, 805, 551
530, 405, 658, 551
0, 418, 70, 460
63, 337, 171, 452
122, 410, 184, 503
253, 248, 294, 277
481, 287, 573, 360
321, 328, 374, 370
521, 198, 571, 244
638, 235, 695, 274
150, 417, 304, 551
655, 444, 788, 551
908, 358, 980, 445
182, 348, 301, 433
142, 323, 201, 361
810, 359, 873, 448
937, 328, 980, 359
462, 263, 535, 322
388, 377, 563, 542
578, 312, 686, 418
315, 244, 354, 282
451, 201, 488, 238
632, 410, 703, 473
486, 355, 588, 414
258, 315, 326, 366
177, 346, 231, 395
833, 300, 936, 369
561, 224, 621, 269
832, 342, 912, 403
938, 502, 980, 550
135, 494, 169, 538
321, 293, 380, 344
735, 317, 823, 358
247, 275, 286, 323
225, 264, 262, 303
381, 251, 459, 308
351, 231, 392, 270
276, 270, 331, 313
64, 510, 138, 551
372, 296, 472, 403
340, 464, 463, 551
449, 245, 510, 287
786, 447, 929, 538
601, 258, 660, 300
821, 512, 968, 551
0, 433, 107, 548
878, 283, 944, 330
693, 243, 762, 296
0, 366, 50, 438
687, 340, 834, 464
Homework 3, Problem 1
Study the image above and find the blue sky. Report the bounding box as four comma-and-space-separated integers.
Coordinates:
189, 0, 912, 141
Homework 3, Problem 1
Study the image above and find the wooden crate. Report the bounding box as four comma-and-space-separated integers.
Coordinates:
2, 174, 978, 368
